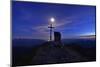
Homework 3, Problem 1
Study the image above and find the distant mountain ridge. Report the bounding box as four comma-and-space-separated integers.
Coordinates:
62, 38, 96, 48
12, 38, 96, 48
12, 39, 46, 47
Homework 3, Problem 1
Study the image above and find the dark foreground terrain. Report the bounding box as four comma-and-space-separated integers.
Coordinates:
12, 39, 96, 66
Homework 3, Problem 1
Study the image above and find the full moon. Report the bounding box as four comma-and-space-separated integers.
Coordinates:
50, 17, 55, 22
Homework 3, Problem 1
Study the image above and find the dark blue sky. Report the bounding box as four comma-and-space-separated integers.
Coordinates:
12, 1, 96, 40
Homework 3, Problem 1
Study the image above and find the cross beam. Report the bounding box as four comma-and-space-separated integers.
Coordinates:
48, 24, 55, 41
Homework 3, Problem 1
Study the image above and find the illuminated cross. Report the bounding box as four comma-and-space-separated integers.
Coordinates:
48, 17, 55, 41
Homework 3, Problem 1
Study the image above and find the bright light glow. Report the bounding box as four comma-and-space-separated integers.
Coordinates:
81, 32, 95, 35
50, 17, 55, 23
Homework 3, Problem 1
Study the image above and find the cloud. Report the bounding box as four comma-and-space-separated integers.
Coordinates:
55, 20, 71, 27
31, 16, 83, 34
32, 25, 48, 33
16, 16, 79, 37
32, 21, 70, 33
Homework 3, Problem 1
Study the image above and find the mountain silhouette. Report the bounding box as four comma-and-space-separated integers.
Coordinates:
31, 41, 88, 65
12, 39, 96, 66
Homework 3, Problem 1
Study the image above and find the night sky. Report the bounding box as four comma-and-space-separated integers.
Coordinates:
12, 1, 96, 40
